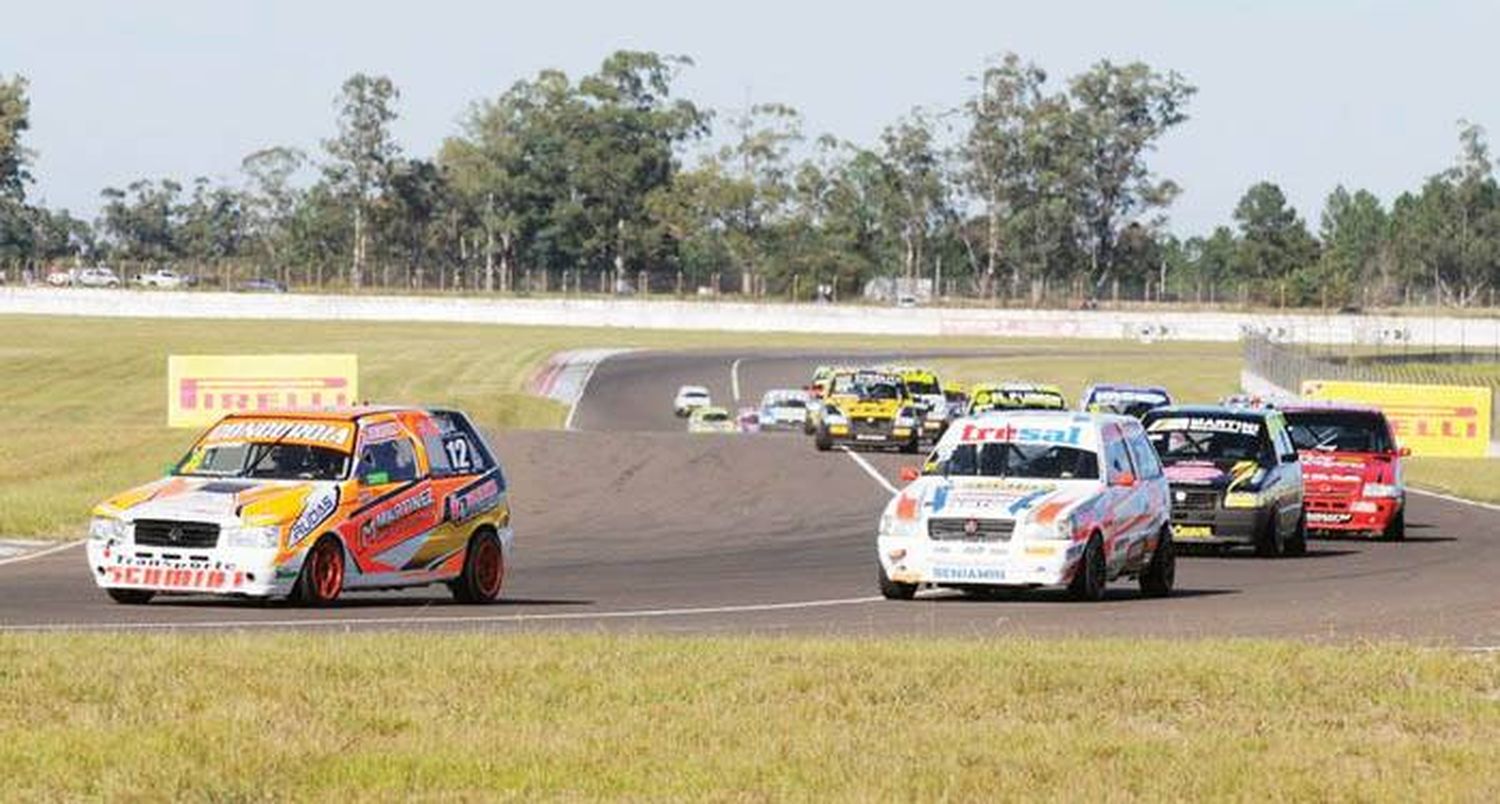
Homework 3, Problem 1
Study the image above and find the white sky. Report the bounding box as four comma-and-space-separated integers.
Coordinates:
5, 0, 1497, 234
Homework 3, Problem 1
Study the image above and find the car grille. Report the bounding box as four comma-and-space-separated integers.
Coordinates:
928, 518, 1015, 542
852, 417, 891, 436
1306, 498, 1351, 513
132, 519, 220, 549
1172, 489, 1220, 513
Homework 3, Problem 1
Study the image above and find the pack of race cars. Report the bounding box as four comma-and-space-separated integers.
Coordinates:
83, 360, 1409, 608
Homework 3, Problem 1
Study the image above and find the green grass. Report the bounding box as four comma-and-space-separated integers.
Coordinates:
1405, 458, 1500, 505
930, 341, 1243, 406
0, 633, 1495, 800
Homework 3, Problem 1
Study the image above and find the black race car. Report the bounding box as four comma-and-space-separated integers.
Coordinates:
1141, 405, 1307, 557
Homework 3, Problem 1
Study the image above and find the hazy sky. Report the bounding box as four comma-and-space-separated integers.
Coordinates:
5, 0, 1496, 234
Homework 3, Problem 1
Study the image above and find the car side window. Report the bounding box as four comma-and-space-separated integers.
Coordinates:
1125, 432, 1163, 479
1104, 437, 1135, 484
357, 437, 420, 484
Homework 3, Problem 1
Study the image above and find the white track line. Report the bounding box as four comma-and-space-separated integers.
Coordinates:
1408, 487, 1500, 513
730, 357, 743, 404
839, 447, 899, 495
0, 539, 83, 568
563, 355, 609, 432
0, 595, 886, 633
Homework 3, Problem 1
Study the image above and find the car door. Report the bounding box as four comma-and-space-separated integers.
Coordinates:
1266, 413, 1304, 534
1101, 428, 1147, 575
345, 420, 439, 580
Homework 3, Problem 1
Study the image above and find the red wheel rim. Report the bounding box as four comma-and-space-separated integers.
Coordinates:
314, 541, 343, 601
475, 538, 503, 598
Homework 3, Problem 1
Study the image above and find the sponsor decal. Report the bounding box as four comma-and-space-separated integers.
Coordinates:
288, 486, 339, 548
206, 419, 355, 449
168, 354, 358, 428
957, 422, 1083, 446
447, 477, 502, 523
106, 564, 249, 590
1148, 416, 1260, 436
932, 565, 1006, 582
360, 488, 434, 547
1308, 512, 1354, 524
1301, 380, 1492, 458
1162, 461, 1228, 484
362, 421, 402, 443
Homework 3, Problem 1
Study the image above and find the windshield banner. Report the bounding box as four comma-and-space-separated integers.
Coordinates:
1301, 379, 1492, 458
168, 354, 358, 428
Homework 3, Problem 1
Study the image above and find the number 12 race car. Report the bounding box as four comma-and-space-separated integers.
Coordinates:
876, 411, 1175, 601
86, 407, 513, 605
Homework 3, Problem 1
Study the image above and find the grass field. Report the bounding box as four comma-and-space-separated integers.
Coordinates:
0, 632, 1495, 800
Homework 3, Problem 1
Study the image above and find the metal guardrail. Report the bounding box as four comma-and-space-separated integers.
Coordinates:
1243, 335, 1500, 435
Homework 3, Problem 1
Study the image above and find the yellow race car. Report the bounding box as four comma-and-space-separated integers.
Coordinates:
966, 382, 1068, 416
813, 370, 921, 453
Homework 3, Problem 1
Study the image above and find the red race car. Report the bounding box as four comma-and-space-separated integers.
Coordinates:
1282, 402, 1408, 540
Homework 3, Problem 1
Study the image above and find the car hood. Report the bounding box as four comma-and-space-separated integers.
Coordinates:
95, 476, 333, 526
1160, 459, 1262, 490
1299, 450, 1396, 489
896, 475, 1103, 527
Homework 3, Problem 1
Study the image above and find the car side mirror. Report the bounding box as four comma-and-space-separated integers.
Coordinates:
1398, 446, 1412, 457
899, 466, 920, 483
1114, 471, 1137, 488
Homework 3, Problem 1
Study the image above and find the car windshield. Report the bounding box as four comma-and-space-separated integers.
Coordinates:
768, 397, 805, 409
943, 443, 1099, 480
176, 442, 351, 481
906, 379, 940, 395
1146, 417, 1268, 463
683, 390, 708, 399
701, 411, 729, 422
858, 382, 903, 402
1286, 411, 1393, 453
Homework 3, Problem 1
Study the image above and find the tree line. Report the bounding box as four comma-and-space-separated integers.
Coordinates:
1, 53, 1497, 307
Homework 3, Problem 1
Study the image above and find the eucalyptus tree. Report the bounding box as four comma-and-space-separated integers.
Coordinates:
323, 74, 401, 289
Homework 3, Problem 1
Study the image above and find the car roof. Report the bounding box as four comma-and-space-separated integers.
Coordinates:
220, 406, 418, 424
1147, 404, 1274, 420
1086, 383, 1169, 395
679, 385, 709, 393
1278, 401, 1385, 415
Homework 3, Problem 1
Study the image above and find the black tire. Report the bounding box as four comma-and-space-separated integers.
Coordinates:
878, 564, 917, 600
814, 430, 832, 452
900, 435, 920, 454
1383, 508, 1406, 542
1253, 513, 1284, 558
1283, 513, 1308, 557
1068, 534, 1107, 602
290, 536, 345, 606
106, 588, 154, 605
1139, 528, 1176, 598
449, 530, 506, 604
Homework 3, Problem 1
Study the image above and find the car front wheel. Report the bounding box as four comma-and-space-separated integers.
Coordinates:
291, 536, 345, 606
106, 588, 154, 605
878, 564, 917, 600
1068, 534, 1107, 601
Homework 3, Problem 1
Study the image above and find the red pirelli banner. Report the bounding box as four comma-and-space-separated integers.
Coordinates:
167, 355, 359, 428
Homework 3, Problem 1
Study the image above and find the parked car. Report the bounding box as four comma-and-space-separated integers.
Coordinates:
133, 269, 193, 289
237, 277, 288, 293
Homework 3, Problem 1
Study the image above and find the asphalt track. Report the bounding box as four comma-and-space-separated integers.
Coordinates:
2, 348, 1498, 645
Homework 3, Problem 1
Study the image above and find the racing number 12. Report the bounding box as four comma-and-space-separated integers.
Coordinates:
443, 436, 473, 471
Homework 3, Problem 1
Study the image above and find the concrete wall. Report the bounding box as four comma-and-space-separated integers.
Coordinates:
5, 286, 1500, 346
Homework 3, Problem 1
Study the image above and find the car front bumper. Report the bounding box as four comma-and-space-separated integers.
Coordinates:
1305, 494, 1401, 535
86, 538, 294, 598
1167, 505, 1273, 547
877, 535, 1079, 588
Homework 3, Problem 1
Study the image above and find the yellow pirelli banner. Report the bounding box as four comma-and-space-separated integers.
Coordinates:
1300, 379, 1492, 458
168, 355, 359, 428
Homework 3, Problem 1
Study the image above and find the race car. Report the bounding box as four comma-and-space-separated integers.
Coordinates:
1283, 402, 1407, 540
673, 385, 713, 417
1142, 405, 1306, 556
889, 366, 951, 441
1081, 384, 1173, 418
876, 411, 1175, 601
759, 389, 811, 430
966, 382, 1068, 416
688, 406, 737, 434
737, 407, 762, 433
86, 407, 513, 605
813, 369, 921, 453
943, 382, 970, 420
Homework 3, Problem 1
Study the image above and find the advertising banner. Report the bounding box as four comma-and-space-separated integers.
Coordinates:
1300, 379, 1491, 458
167, 354, 358, 428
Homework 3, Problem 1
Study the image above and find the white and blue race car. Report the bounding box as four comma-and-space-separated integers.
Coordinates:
876, 411, 1176, 601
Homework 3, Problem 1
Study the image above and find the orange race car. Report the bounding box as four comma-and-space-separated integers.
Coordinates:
85, 406, 512, 605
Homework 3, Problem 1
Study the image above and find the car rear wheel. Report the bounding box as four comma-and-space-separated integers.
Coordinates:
291, 536, 345, 606
450, 530, 506, 604
1253, 515, 1284, 558
1283, 514, 1308, 557
106, 588, 154, 605
1068, 534, 1107, 602
878, 564, 917, 600
1383, 509, 1406, 541
1139, 528, 1175, 598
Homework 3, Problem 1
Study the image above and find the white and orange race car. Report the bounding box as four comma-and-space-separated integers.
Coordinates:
86, 406, 512, 605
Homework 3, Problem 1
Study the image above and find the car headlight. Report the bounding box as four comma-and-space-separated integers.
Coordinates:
1362, 483, 1401, 498
224, 525, 282, 549
89, 516, 125, 542
879, 513, 922, 539
824, 414, 848, 426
